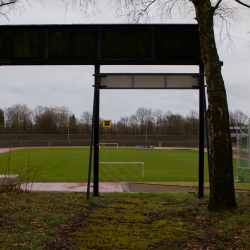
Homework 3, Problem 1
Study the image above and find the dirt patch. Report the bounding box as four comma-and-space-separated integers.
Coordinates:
125, 182, 250, 193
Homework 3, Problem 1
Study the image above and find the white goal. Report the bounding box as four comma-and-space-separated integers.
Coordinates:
99, 162, 144, 179
99, 143, 118, 150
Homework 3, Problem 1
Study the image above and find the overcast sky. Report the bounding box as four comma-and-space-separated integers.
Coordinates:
0, 0, 249, 122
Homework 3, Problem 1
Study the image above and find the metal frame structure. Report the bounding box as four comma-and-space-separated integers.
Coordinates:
91, 66, 208, 198
0, 24, 209, 198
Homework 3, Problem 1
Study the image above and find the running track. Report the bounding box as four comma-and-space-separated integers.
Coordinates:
0, 147, 239, 158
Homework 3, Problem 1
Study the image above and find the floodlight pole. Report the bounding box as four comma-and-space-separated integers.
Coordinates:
68, 121, 69, 141
93, 65, 100, 196
198, 64, 205, 198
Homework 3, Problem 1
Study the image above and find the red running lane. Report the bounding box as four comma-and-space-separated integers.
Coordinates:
0, 148, 21, 154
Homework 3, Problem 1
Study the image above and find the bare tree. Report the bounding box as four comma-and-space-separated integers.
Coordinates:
0, 0, 43, 20
162, 111, 185, 135
229, 109, 249, 127
4, 103, 33, 133
61, 0, 100, 20
129, 114, 139, 135
34, 106, 57, 134
135, 107, 154, 134
162, 110, 173, 135
117, 116, 129, 134
0, 108, 4, 125
0, 108, 5, 133
81, 111, 92, 134
185, 110, 199, 135
144, 108, 154, 135
135, 107, 147, 134
54, 106, 71, 133
153, 109, 164, 135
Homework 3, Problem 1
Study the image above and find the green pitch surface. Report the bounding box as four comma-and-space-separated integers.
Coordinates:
0, 147, 237, 182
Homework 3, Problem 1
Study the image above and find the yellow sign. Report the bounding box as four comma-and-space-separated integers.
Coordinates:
103, 120, 112, 127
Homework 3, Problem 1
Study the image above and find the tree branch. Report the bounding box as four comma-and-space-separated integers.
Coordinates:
214, 0, 223, 10
0, 1, 19, 8
209, 0, 223, 16
137, 0, 157, 17
234, 0, 250, 8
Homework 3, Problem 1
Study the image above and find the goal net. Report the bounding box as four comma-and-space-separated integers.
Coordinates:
99, 143, 118, 150
99, 162, 144, 181
236, 122, 250, 183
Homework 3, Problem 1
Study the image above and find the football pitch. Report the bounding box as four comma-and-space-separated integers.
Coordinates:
0, 147, 237, 183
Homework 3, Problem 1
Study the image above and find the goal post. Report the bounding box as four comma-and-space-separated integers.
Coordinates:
236, 119, 250, 183
99, 162, 144, 179
99, 143, 118, 150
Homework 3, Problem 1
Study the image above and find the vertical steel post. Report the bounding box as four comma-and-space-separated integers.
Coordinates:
93, 65, 100, 196
198, 64, 205, 198
87, 85, 97, 200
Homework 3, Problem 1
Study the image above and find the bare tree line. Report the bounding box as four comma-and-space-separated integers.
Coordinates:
0, 104, 248, 135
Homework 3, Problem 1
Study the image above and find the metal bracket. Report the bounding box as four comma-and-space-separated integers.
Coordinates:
92, 85, 105, 88
192, 85, 207, 89
93, 74, 107, 77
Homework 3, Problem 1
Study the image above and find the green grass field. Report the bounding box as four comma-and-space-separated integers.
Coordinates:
0, 147, 237, 183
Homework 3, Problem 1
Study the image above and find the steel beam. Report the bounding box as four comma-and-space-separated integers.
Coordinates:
93, 65, 100, 196
0, 24, 202, 66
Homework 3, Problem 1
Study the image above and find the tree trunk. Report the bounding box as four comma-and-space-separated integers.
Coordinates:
194, 0, 237, 211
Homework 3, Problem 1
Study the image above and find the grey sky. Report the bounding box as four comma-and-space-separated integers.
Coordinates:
0, 0, 249, 122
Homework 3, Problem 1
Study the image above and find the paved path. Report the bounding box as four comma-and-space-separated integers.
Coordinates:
21, 182, 124, 193
126, 182, 210, 193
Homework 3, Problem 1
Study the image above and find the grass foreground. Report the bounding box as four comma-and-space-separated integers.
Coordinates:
1, 190, 250, 249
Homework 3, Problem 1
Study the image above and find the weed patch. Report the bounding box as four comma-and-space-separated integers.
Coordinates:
1, 192, 250, 249
53, 192, 250, 249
